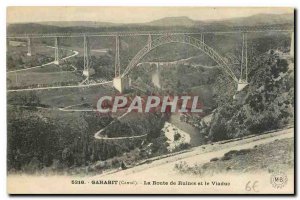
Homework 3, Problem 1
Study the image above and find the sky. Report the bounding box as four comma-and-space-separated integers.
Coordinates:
7, 7, 293, 24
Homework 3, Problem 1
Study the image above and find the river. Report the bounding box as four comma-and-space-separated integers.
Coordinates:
168, 113, 205, 147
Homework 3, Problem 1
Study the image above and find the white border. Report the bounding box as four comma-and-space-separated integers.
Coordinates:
0, 0, 298, 199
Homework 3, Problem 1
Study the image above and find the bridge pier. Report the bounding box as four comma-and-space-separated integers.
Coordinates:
113, 35, 129, 93
200, 34, 204, 43
115, 35, 121, 77
54, 37, 59, 65
151, 63, 161, 88
82, 35, 95, 78
236, 32, 249, 92
113, 76, 130, 93
147, 34, 152, 50
27, 37, 31, 56
237, 79, 248, 92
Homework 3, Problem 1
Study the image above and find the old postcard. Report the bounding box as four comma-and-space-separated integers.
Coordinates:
6, 7, 295, 194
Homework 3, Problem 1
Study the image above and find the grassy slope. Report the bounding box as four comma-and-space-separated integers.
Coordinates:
7, 84, 115, 108
175, 138, 294, 176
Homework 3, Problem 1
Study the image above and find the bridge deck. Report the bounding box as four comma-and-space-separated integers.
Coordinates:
7, 24, 294, 38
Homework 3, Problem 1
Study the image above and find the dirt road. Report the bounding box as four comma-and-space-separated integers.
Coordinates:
97, 127, 294, 179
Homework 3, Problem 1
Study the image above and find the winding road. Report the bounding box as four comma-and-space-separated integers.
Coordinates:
7, 45, 131, 141
97, 127, 293, 179
7, 46, 114, 92
7, 81, 113, 92
7, 46, 79, 73
93, 110, 137, 140
7, 45, 134, 140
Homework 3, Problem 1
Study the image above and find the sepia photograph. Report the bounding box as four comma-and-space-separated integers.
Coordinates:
6, 6, 295, 194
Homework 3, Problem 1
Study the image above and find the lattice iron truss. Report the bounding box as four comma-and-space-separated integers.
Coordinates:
54, 37, 59, 64
83, 35, 91, 72
122, 34, 239, 83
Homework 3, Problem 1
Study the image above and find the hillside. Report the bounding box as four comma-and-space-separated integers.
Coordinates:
207, 51, 294, 142
146, 16, 200, 27
210, 13, 294, 26
38, 21, 122, 28
7, 13, 294, 34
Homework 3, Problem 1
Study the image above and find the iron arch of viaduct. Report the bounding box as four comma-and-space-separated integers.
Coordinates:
121, 34, 239, 83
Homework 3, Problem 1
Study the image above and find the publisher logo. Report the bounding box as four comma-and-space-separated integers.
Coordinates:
270, 171, 288, 189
